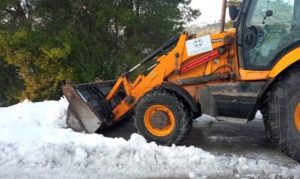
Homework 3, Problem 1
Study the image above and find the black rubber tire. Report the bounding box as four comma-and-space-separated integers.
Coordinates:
133, 90, 193, 145
262, 66, 300, 162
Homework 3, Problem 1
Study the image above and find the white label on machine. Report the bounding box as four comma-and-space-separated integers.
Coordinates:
186, 35, 213, 56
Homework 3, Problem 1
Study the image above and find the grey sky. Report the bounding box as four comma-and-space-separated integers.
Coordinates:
189, 0, 225, 26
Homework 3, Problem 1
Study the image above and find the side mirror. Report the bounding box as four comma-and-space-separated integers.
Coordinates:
229, 5, 239, 21
262, 10, 273, 24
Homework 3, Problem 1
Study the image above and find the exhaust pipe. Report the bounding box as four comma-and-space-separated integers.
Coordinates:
220, 0, 228, 32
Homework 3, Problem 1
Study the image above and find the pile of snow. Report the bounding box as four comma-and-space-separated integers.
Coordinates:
0, 99, 299, 178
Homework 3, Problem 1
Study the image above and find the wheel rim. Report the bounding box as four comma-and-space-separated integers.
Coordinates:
295, 103, 300, 132
144, 105, 175, 137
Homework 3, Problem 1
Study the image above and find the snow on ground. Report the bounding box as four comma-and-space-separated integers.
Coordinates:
0, 99, 299, 179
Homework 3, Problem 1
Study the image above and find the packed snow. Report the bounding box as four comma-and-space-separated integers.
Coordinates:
0, 98, 299, 178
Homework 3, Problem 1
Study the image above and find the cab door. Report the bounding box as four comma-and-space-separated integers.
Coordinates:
238, 0, 300, 71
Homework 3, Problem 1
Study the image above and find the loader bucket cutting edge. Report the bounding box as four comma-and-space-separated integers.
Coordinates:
62, 81, 115, 133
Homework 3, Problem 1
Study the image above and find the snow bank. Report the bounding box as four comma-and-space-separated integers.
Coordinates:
0, 99, 299, 178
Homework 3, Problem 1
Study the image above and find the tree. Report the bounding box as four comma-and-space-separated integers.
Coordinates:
228, 0, 241, 7
0, 0, 73, 101
0, 59, 23, 106
0, 0, 200, 105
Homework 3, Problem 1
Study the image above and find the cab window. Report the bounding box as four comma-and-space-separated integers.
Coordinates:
243, 0, 299, 70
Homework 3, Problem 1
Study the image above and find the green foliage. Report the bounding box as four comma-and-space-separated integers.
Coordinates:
0, 0, 200, 105
228, 0, 241, 7
0, 29, 73, 101
0, 59, 23, 106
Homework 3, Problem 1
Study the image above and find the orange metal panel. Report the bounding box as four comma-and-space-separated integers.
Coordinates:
239, 48, 300, 80
269, 47, 300, 78
110, 30, 238, 121
239, 68, 269, 81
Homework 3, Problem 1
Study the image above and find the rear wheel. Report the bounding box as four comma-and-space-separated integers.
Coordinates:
262, 67, 300, 162
134, 90, 193, 145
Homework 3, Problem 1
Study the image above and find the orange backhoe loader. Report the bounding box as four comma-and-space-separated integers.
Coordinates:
62, 0, 300, 162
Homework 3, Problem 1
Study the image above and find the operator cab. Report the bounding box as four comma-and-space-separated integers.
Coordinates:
232, 0, 300, 70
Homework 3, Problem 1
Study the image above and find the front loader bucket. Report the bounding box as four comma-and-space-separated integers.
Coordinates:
62, 81, 116, 133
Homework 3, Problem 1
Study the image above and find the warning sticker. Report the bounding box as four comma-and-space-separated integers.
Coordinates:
186, 35, 213, 56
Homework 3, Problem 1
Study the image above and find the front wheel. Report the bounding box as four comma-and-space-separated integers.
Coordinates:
133, 90, 193, 145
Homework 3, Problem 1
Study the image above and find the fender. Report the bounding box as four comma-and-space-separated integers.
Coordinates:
269, 47, 300, 78
248, 47, 300, 121
160, 82, 199, 115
